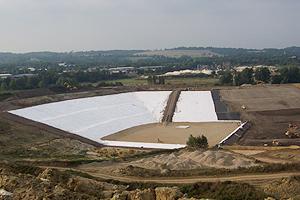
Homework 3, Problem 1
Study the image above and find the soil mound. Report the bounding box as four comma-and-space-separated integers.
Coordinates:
130, 149, 257, 170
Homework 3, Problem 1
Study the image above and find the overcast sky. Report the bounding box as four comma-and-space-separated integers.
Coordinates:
0, 0, 299, 52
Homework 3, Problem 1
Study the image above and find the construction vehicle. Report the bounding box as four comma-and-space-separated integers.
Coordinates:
285, 123, 300, 138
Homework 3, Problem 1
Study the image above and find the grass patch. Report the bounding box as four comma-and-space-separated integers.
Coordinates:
98, 78, 147, 86
122, 148, 179, 161
120, 162, 300, 178
64, 169, 100, 180
165, 77, 218, 86
104, 179, 267, 200
0, 162, 43, 176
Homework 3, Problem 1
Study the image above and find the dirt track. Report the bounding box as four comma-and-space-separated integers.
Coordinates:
161, 90, 181, 123
79, 170, 300, 185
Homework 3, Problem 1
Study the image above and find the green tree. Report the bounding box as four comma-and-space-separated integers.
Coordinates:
186, 135, 208, 149
9, 79, 17, 90
15, 77, 27, 90
254, 67, 271, 83
147, 75, 165, 85
280, 66, 300, 83
158, 76, 165, 84
219, 70, 233, 85
271, 74, 283, 84
25, 76, 39, 89
211, 70, 216, 77
56, 77, 78, 88
147, 75, 155, 85
235, 68, 254, 85
0, 81, 8, 91
38, 80, 46, 88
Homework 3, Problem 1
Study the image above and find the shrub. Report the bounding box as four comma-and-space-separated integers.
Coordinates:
186, 135, 208, 149
219, 70, 233, 85
180, 181, 267, 200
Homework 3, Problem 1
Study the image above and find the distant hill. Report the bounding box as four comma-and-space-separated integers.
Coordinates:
135, 49, 221, 58
168, 46, 300, 57
0, 47, 299, 69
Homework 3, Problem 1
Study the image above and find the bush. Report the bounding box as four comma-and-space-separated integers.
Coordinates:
271, 74, 283, 84
180, 181, 267, 200
219, 70, 233, 85
186, 135, 208, 149
254, 67, 271, 83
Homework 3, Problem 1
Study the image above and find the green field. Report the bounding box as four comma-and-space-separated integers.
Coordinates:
105, 78, 147, 86
165, 77, 218, 86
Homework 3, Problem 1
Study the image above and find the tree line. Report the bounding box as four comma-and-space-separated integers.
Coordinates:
219, 66, 300, 86
0, 70, 127, 91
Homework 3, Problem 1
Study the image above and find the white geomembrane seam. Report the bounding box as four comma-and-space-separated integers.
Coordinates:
173, 91, 218, 122
9, 91, 171, 145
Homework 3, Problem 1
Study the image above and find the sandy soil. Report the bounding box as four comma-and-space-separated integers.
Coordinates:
220, 85, 300, 145
129, 149, 258, 170
231, 149, 266, 156
253, 149, 300, 164
220, 85, 300, 112
77, 170, 300, 185
76, 149, 259, 180
102, 122, 240, 147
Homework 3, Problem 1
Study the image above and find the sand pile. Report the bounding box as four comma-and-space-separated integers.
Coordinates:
130, 149, 258, 170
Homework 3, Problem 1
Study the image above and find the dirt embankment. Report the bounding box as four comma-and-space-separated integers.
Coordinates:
1, 85, 239, 112
161, 90, 181, 123
0, 86, 138, 112
77, 149, 259, 178
2, 112, 102, 148
0, 112, 100, 162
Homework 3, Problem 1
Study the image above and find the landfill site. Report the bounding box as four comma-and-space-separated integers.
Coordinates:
7, 84, 300, 148
1, 84, 300, 199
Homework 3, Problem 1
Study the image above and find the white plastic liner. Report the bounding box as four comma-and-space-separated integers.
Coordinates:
173, 91, 218, 122
102, 140, 186, 149
9, 91, 171, 147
